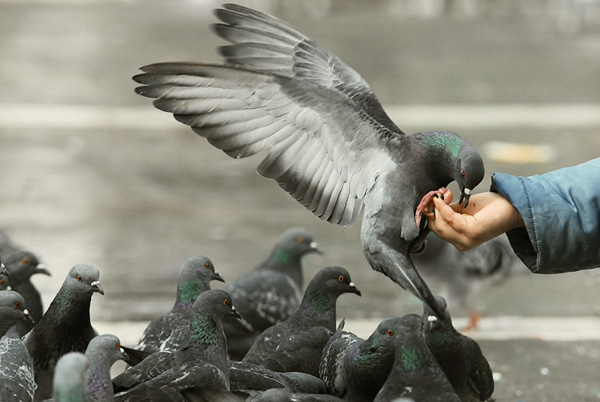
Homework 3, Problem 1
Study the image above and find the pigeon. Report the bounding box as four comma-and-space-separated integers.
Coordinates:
24, 262, 104, 401
242, 266, 361, 376
245, 387, 345, 402
373, 314, 460, 402
223, 228, 321, 360
421, 296, 494, 402
3, 250, 51, 323
320, 317, 410, 402
85, 334, 128, 402
113, 289, 241, 401
0, 291, 36, 402
135, 256, 224, 353
51, 352, 90, 402
414, 234, 520, 330
132, 3, 485, 317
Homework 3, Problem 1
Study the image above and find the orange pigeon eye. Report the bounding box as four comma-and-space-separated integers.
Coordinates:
205, 262, 211, 269
387, 329, 394, 336
14, 302, 21, 309
223, 298, 229, 306
298, 237, 304, 243
338, 275, 344, 282
116, 342, 121, 350
76, 275, 83, 282
22, 258, 29, 265
461, 171, 466, 178
0, 279, 4, 285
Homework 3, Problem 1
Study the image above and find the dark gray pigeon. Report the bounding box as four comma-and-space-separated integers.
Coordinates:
320, 317, 410, 402
0, 291, 36, 402
242, 266, 361, 376
85, 334, 128, 402
422, 296, 494, 402
51, 352, 90, 402
113, 289, 241, 401
24, 262, 104, 401
414, 234, 521, 330
373, 314, 460, 402
133, 3, 484, 318
135, 256, 224, 353
223, 227, 321, 360
3, 250, 51, 323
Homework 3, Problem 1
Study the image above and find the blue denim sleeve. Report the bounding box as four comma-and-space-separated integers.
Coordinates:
490, 158, 600, 274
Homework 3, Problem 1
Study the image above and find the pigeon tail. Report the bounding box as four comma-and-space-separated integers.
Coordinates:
366, 240, 443, 318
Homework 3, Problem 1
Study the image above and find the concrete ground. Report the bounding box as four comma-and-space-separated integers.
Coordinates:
1, 0, 600, 400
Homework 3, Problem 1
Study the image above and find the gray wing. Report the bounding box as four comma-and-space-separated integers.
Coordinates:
213, 3, 403, 134
0, 336, 35, 402
136, 311, 189, 353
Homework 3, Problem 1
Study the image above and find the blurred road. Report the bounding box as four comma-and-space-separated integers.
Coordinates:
1, 0, 600, 400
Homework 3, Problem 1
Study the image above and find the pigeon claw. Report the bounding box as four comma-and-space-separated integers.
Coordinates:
415, 188, 447, 227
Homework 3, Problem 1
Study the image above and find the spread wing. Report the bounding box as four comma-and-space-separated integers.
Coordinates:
134, 62, 400, 226
212, 3, 403, 134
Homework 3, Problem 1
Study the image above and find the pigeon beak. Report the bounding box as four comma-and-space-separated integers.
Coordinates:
91, 281, 104, 295
23, 309, 36, 325
35, 264, 51, 276
214, 272, 225, 283
230, 305, 242, 319
1, 263, 8, 276
310, 241, 323, 255
349, 282, 361, 297
459, 188, 472, 208
427, 315, 438, 322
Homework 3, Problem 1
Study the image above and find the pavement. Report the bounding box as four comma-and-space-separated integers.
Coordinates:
1, 0, 600, 400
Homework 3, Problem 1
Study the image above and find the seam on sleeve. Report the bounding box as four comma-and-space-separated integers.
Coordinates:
520, 176, 541, 271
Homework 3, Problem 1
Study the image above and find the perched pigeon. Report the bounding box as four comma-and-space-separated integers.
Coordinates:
3, 250, 51, 323
223, 228, 321, 360
24, 262, 104, 401
85, 334, 128, 402
422, 296, 494, 402
113, 289, 241, 401
0, 291, 36, 402
51, 352, 90, 402
373, 314, 460, 402
133, 3, 485, 317
414, 234, 520, 330
320, 317, 410, 402
135, 256, 224, 353
242, 266, 361, 376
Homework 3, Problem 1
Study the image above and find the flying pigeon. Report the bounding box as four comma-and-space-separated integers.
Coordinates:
85, 334, 128, 402
113, 289, 241, 401
320, 317, 411, 401
51, 352, 90, 402
223, 227, 321, 360
3, 250, 51, 323
422, 296, 495, 402
0, 291, 36, 402
135, 256, 224, 353
242, 266, 361, 376
24, 262, 104, 401
373, 314, 460, 402
132, 3, 484, 317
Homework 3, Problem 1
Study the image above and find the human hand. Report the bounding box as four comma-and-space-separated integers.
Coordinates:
425, 189, 524, 251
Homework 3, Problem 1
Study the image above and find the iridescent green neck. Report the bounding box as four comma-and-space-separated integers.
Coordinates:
272, 248, 293, 266
421, 132, 463, 158
178, 280, 206, 306
396, 343, 426, 372
190, 311, 218, 344
301, 286, 336, 328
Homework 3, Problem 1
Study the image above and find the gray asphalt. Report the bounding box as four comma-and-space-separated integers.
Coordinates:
1, 0, 600, 400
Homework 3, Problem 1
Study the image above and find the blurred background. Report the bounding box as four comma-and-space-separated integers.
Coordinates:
1, 0, 600, 399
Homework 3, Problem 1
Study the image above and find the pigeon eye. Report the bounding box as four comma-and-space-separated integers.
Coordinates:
22, 258, 29, 265
116, 342, 121, 350
205, 262, 211, 269
338, 275, 344, 282
76, 275, 83, 282
386, 329, 394, 336
14, 302, 20, 309
421, 320, 425, 329
0, 279, 4, 285
223, 298, 229, 306
461, 171, 466, 179
297, 237, 304, 243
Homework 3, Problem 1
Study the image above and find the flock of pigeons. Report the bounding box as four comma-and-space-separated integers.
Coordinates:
0, 227, 509, 402
1, 2, 523, 401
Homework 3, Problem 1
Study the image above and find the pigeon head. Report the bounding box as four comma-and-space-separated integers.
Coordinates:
3, 250, 50, 285
193, 289, 241, 321
85, 334, 127, 366
271, 228, 322, 266
53, 352, 90, 402
313, 266, 361, 298
0, 289, 35, 335
190, 289, 241, 345
177, 256, 225, 306
456, 144, 485, 208
0, 272, 9, 290
65, 263, 104, 296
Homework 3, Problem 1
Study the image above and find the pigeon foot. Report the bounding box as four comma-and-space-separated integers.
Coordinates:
415, 188, 447, 227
